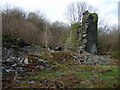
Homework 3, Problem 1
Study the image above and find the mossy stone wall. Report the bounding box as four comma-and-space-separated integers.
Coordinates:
80, 11, 98, 54
64, 11, 98, 55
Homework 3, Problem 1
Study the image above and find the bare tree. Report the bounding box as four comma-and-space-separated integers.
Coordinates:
66, 2, 97, 24
66, 2, 77, 24
77, 2, 87, 22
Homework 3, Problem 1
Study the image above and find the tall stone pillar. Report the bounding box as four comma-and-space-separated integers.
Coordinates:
80, 11, 98, 54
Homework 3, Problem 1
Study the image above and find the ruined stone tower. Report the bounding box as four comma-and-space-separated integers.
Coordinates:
79, 11, 98, 54
64, 11, 98, 54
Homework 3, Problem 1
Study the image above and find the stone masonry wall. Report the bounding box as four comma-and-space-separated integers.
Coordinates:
79, 11, 98, 55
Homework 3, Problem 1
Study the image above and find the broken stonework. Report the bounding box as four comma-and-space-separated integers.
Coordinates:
79, 11, 98, 55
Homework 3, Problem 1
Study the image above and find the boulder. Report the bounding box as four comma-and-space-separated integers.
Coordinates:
24, 58, 29, 64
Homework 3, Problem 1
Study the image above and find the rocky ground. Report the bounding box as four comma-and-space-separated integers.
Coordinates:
1, 39, 119, 88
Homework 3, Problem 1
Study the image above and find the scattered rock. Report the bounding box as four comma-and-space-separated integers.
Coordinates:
83, 55, 112, 65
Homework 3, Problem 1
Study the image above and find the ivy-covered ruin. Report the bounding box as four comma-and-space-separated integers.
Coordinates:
65, 11, 98, 55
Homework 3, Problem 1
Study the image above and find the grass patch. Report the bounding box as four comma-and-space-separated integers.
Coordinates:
76, 70, 94, 79
14, 59, 119, 88
75, 65, 118, 88
28, 67, 69, 80
112, 51, 120, 59
76, 83, 91, 88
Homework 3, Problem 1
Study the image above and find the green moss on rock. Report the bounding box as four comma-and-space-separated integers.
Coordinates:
65, 23, 81, 49
92, 13, 98, 22
92, 13, 98, 48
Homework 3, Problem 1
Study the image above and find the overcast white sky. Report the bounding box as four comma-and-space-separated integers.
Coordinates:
0, 0, 118, 26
